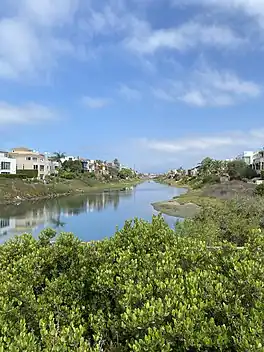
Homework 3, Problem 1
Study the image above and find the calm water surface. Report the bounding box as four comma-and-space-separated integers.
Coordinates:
0, 181, 185, 243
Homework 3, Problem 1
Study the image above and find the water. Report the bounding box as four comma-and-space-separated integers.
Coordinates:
0, 181, 186, 243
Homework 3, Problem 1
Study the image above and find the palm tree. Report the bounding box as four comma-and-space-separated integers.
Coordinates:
113, 158, 120, 169
51, 152, 66, 165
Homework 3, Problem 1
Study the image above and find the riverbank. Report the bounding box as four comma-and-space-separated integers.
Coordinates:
0, 178, 142, 205
152, 179, 257, 218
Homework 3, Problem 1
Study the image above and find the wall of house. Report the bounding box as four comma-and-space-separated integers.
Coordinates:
0, 152, 16, 174
9, 148, 51, 179
252, 152, 264, 174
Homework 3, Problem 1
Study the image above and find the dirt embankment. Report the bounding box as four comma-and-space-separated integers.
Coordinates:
200, 180, 256, 200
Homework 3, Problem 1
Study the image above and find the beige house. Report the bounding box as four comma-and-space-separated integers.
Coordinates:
9, 147, 52, 179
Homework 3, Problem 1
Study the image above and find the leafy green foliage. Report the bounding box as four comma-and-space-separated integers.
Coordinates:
118, 168, 135, 179
1, 202, 264, 351
0, 174, 27, 179
201, 174, 221, 185
17, 169, 39, 178
198, 158, 227, 178
255, 183, 264, 197
227, 160, 257, 180
62, 160, 83, 174
50, 152, 66, 163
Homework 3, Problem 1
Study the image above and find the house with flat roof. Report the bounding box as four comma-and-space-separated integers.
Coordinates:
0, 151, 16, 175
9, 147, 51, 179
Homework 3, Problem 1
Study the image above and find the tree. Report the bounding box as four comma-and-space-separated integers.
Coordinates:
51, 152, 66, 164
1, 206, 264, 351
227, 160, 257, 180
198, 157, 214, 177
118, 168, 134, 179
62, 160, 83, 174
113, 158, 120, 169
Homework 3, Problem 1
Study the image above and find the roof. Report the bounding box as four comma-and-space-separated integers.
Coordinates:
12, 147, 33, 152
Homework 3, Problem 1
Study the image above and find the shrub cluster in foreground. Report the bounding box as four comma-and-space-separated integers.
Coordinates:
0, 199, 264, 351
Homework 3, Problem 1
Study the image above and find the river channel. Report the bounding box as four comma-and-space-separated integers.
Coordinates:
0, 181, 185, 243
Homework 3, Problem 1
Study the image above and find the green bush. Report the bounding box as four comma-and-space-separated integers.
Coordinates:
0, 174, 25, 179
60, 171, 75, 179
255, 183, 264, 197
0, 203, 264, 351
202, 174, 221, 185
17, 169, 38, 178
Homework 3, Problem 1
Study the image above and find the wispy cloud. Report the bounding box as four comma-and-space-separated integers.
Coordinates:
137, 128, 264, 168
125, 21, 243, 54
21, 0, 79, 27
177, 0, 264, 19
0, 102, 57, 124
153, 67, 261, 107
118, 84, 142, 100
141, 128, 264, 154
82, 96, 111, 109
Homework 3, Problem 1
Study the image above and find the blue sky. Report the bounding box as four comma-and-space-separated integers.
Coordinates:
1, 0, 264, 172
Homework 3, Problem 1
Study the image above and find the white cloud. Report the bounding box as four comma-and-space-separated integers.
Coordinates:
82, 96, 111, 109
154, 67, 261, 107
21, 0, 79, 26
179, 90, 208, 107
126, 21, 243, 54
0, 19, 43, 79
118, 84, 142, 100
0, 102, 57, 124
138, 128, 264, 167
0, 0, 79, 80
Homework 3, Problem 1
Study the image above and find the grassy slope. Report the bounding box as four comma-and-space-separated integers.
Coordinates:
0, 178, 141, 204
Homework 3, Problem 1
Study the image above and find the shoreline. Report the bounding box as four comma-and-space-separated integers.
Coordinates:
0, 179, 142, 206
152, 179, 200, 218
152, 179, 224, 218
152, 178, 258, 218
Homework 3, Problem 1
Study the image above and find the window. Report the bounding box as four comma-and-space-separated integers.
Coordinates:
26, 157, 31, 161
1, 162, 10, 170
0, 219, 10, 229
40, 165, 44, 171
33, 165, 38, 170
1, 172, 10, 174
33, 157, 38, 161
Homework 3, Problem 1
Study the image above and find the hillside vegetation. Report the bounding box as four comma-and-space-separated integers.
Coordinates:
0, 198, 263, 351
0, 176, 140, 205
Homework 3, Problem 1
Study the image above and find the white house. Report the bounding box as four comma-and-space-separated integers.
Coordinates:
252, 150, 264, 174
60, 156, 79, 164
236, 151, 254, 165
0, 151, 16, 175
188, 165, 200, 177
